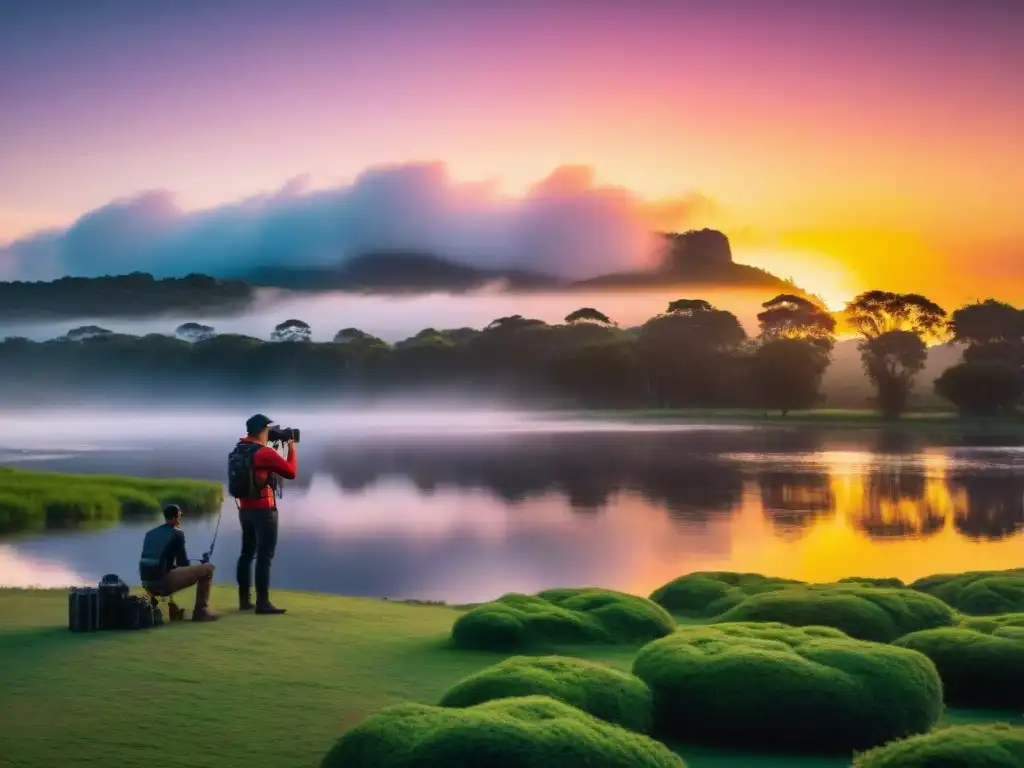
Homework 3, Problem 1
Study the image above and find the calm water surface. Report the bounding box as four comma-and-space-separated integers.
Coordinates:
2, 410, 1023, 603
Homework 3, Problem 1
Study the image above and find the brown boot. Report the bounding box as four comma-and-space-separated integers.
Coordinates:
192, 607, 219, 622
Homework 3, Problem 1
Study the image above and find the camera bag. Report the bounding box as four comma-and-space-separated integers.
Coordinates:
68, 587, 100, 632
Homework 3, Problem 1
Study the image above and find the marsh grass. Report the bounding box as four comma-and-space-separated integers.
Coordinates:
0, 467, 223, 532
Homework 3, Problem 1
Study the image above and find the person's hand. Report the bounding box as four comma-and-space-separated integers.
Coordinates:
287, 439, 295, 448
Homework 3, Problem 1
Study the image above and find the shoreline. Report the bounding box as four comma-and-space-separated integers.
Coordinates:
561, 407, 1024, 434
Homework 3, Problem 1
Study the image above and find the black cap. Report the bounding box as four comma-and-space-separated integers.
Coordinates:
246, 413, 274, 436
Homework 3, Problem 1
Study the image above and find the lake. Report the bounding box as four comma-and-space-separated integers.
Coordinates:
2, 409, 1023, 604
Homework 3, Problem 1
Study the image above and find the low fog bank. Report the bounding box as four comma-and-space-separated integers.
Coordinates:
0, 403, 752, 455
0, 163, 695, 283
0, 285, 777, 343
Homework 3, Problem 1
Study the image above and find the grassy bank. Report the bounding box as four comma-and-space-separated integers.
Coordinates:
0, 467, 223, 533
0, 587, 1017, 768
569, 407, 1024, 433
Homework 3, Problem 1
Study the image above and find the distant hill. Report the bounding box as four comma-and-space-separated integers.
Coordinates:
0, 229, 809, 321
573, 229, 799, 292
243, 229, 805, 295
245, 251, 561, 293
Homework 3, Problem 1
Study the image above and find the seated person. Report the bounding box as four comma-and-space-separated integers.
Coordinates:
138, 504, 218, 621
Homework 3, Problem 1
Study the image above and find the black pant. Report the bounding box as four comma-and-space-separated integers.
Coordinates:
236, 507, 278, 600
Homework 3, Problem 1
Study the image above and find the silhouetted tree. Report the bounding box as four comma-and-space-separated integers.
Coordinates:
564, 307, 614, 326
550, 339, 646, 407
174, 322, 216, 343
860, 331, 928, 419
639, 299, 747, 406
948, 299, 1024, 367
333, 327, 386, 346
271, 318, 312, 343
331, 327, 390, 376
665, 298, 715, 316
750, 338, 829, 415
485, 315, 547, 333
845, 290, 947, 339
757, 294, 837, 351
845, 291, 946, 419
935, 361, 1023, 416
64, 325, 113, 341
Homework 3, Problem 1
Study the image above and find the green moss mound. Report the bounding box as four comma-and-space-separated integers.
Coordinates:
632, 622, 943, 753
439, 656, 653, 733
911, 569, 1024, 615
964, 613, 1024, 640
852, 724, 1024, 767
715, 585, 957, 642
895, 626, 1024, 708
319, 695, 685, 768
451, 588, 675, 651
648, 571, 803, 618
0, 467, 223, 533
838, 576, 907, 589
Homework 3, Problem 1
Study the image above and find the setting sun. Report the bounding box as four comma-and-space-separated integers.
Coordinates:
732, 246, 861, 311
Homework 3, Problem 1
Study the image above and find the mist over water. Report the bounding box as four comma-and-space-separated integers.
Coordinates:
2, 409, 1023, 602
1, 285, 778, 342
0, 406, 746, 453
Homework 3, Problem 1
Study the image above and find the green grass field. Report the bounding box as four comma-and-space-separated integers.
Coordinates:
0, 467, 223, 534
1, 587, 1016, 768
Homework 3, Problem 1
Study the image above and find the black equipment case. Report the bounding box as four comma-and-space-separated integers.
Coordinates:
68, 574, 162, 632
68, 587, 100, 632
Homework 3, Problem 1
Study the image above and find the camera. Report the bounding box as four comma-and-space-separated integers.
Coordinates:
268, 425, 300, 444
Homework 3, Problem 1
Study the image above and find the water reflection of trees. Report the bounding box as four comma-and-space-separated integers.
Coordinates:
758, 471, 834, 539
29, 430, 1024, 544
852, 466, 946, 539
322, 433, 746, 525
322, 433, 1024, 543
947, 471, 1024, 540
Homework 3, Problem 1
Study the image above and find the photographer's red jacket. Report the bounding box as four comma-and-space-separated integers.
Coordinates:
236, 437, 297, 510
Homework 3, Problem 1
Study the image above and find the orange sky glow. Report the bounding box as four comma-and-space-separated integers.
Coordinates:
0, 2, 1020, 312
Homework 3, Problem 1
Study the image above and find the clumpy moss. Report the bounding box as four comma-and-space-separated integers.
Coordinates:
319, 695, 686, 768
451, 588, 675, 651
632, 622, 943, 753
648, 571, 803, 618
964, 613, 1024, 640
714, 585, 957, 642
838, 577, 907, 589
911, 569, 1024, 615
895, 625, 1024, 708
439, 656, 653, 733
0, 467, 222, 533
852, 724, 1024, 767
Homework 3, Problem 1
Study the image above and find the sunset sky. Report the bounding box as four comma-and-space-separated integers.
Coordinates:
1, 0, 1021, 309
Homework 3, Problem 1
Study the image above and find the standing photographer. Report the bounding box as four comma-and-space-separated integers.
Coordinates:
228, 414, 297, 614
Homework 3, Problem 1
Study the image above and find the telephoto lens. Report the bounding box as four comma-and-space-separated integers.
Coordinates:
268, 426, 300, 443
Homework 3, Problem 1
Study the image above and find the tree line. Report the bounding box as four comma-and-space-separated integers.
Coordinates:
1, 291, 1021, 417
0, 272, 254, 320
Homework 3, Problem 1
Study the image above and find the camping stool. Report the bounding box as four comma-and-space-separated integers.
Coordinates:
143, 586, 185, 621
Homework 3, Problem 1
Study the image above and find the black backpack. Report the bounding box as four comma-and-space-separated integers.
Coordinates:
227, 441, 265, 499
